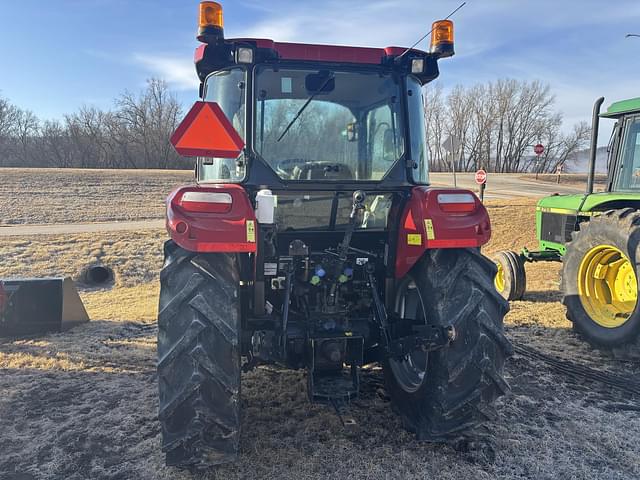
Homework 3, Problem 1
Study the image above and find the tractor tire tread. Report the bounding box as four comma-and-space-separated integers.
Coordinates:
384, 248, 511, 441
561, 209, 640, 358
157, 240, 241, 468
492, 250, 526, 301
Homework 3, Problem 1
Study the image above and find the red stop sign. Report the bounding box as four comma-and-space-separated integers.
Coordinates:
475, 169, 487, 185
534, 143, 544, 155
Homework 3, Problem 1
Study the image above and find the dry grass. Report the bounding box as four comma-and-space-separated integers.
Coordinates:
1, 181, 640, 479
0, 230, 165, 287
0, 168, 191, 225
2, 282, 639, 480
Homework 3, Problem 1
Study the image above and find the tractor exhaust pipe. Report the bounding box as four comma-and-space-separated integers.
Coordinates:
587, 97, 605, 195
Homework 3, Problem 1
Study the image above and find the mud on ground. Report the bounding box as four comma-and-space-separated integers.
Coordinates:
1, 198, 640, 479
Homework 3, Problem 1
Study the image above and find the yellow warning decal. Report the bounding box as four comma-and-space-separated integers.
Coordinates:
424, 219, 435, 240
537, 206, 600, 217
246, 220, 256, 243
407, 233, 422, 246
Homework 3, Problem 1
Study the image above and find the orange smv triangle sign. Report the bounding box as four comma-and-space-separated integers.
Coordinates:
171, 101, 245, 159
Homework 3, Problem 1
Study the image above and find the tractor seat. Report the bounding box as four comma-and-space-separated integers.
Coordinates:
292, 162, 353, 180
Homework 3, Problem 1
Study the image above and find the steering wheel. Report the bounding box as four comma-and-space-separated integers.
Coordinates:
293, 162, 354, 180
275, 158, 306, 179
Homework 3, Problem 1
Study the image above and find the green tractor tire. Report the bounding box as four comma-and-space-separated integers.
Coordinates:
492, 251, 526, 301
561, 209, 640, 358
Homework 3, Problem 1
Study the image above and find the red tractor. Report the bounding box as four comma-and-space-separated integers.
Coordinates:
158, 1, 511, 468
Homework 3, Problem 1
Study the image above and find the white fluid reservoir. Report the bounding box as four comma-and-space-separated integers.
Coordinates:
255, 189, 275, 224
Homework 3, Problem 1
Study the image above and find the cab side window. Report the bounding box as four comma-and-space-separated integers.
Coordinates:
366, 103, 403, 180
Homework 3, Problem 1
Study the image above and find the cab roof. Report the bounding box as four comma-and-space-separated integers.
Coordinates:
229, 38, 427, 64
601, 97, 640, 118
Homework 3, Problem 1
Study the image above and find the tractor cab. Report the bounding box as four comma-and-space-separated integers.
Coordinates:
201, 65, 427, 185
191, 28, 447, 189
601, 98, 640, 194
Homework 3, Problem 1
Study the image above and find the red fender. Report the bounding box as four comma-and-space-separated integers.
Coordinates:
395, 187, 491, 278
166, 184, 257, 253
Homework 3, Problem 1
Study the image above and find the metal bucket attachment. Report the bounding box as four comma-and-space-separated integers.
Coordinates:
0, 278, 90, 337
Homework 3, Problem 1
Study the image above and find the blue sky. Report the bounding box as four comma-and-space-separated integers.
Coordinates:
1, 0, 639, 141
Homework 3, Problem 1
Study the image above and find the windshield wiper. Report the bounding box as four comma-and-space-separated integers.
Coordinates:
277, 73, 334, 142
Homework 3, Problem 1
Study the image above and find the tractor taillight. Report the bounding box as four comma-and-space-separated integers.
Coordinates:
179, 191, 232, 213
436, 193, 477, 213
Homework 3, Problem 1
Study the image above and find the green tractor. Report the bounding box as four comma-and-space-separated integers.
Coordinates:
494, 96, 640, 356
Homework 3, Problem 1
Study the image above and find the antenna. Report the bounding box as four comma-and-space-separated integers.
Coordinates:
395, 2, 467, 62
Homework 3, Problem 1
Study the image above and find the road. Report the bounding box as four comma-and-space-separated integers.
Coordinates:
429, 172, 584, 199
0, 174, 584, 236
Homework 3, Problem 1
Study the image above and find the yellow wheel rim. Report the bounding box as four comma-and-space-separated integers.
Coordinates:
495, 262, 505, 293
578, 244, 638, 328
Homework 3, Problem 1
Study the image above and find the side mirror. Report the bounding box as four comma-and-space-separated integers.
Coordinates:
383, 129, 395, 162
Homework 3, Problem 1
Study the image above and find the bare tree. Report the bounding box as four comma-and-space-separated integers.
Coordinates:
115, 79, 183, 169
0, 78, 590, 173
424, 83, 447, 171
0, 83, 186, 169
426, 78, 586, 174
0, 95, 20, 166
534, 120, 590, 174
36, 120, 74, 168
14, 109, 39, 166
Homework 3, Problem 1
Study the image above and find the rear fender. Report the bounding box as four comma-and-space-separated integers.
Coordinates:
166, 184, 257, 253
395, 187, 491, 278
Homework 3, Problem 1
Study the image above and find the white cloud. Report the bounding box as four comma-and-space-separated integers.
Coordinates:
236, 0, 436, 47
134, 0, 640, 140
133, 54, 199, 91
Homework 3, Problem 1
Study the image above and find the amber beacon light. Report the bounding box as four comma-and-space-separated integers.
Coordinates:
198, 1, 224, 43
430, 20, 454, 58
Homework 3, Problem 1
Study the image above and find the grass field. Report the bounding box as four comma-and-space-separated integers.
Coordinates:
1, 171, 640, 480
0, 168, 190, 225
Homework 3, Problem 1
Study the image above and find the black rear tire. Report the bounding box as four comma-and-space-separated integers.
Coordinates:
383, 249, 512, 440
561, 209, 640, 358
157, 240, 241, 468
492, 250, 526, 301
